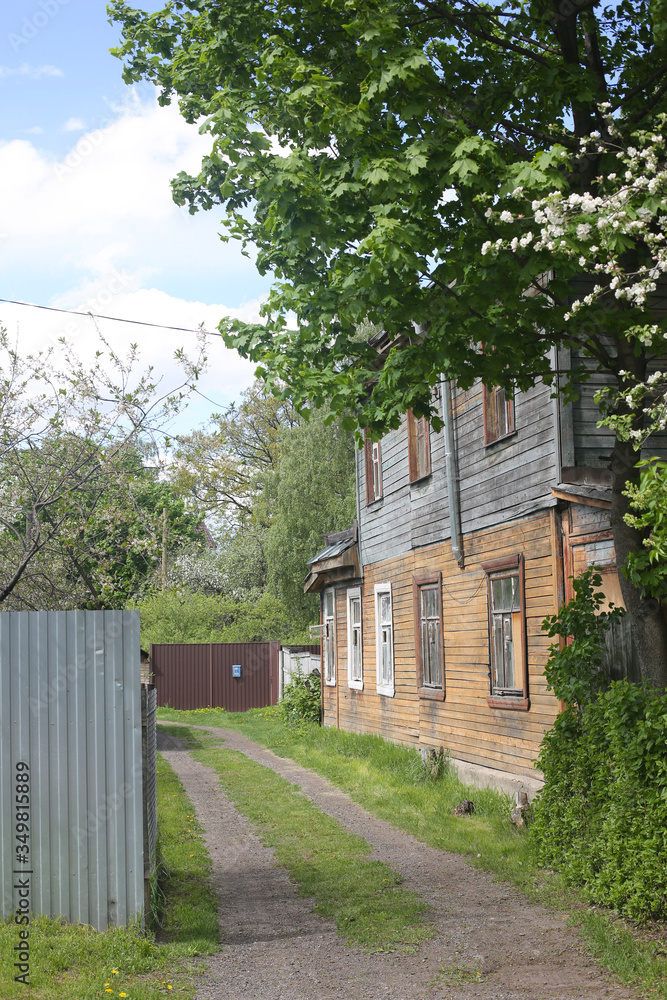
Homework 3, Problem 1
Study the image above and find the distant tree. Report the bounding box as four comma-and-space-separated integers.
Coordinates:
0, 327, 204, 609
169, 379, 297, 528
267, 408, 357, 624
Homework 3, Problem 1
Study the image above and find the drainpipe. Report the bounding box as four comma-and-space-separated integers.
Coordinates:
442, 379, 464, 568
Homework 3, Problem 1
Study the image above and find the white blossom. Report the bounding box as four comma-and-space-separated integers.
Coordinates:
499, 210, 513, 223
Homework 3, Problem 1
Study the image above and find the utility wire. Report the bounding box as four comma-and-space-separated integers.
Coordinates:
0, 297, 219, 335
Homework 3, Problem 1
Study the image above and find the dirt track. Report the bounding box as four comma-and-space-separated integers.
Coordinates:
157, 723, 639, 1000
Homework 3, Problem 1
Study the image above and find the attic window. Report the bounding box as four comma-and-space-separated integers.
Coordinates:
483, 386, 515, 445
364, 431, 383, 503
407, 411, 431, 482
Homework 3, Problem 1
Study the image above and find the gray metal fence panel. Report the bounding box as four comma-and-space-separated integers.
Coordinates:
0, 610, 144, 931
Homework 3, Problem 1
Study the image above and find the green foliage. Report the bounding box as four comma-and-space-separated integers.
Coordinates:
540, 569, 624, 710
109, 2, 667, 434
280, 671, 321, 724
0, 328, 204, 611
166, 385, 356, 635
532, 680, 667, 922
135, 588, 309, 646
267, 407, 357, 624
534, 572, 667, 921
624, 458, 667, 599
69, 461, 203, 609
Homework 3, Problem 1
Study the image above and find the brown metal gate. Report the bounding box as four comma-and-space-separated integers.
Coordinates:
150, 641, 281, 711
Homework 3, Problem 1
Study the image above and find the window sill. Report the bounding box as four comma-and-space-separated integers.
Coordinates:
409, 472, 432, 486
365, 497, 383, 509
484, 430, 517, 449
418, 687, 445, 701
487, 695, 530, 711
348, 678, 363, 691
377, 683, 395, 698
324, 678, 336, 687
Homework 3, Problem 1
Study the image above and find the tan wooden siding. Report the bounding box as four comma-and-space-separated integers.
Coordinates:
323, 509, 561, 778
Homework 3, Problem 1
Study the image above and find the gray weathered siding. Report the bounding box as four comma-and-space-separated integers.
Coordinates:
358, 378, 558, 567
570, 350, 667, 468
456, 380, 557, 533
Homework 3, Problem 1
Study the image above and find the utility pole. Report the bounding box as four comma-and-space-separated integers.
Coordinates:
161, 507, 167, 591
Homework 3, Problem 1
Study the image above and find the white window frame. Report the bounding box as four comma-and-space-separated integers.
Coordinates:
374, 582, 395, 698
346, 587, 363, 691
323, 588, 336, 686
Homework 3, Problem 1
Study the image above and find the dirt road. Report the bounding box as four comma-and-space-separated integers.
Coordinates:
158, 724, 638, 1000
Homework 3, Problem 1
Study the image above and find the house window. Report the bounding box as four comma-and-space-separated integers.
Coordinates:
346, 587, 363, 690
374, 582, 394, 697
483, 385, 515, 445
482, 555, 529, 710
323, 588, 336, 686
364, 432, 383, 503
413, 572, 445, 700
407, 410, 431, 482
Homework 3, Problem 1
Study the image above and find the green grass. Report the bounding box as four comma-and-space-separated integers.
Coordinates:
159, 723, 432, 953
157, 705, 541, 893
157, 706, 667, 998
0, 754, 218, 1000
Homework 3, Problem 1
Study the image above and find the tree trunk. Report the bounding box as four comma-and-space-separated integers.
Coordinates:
610, 434, 667, 689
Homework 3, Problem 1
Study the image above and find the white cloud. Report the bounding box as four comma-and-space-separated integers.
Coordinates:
0, 89, 263, 290
0, 89, 276, 432
24, 126, 44, 135
0, 63, 63, 79
63, 117, 85, 132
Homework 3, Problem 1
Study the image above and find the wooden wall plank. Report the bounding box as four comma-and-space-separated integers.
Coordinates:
322, 509, 561, 779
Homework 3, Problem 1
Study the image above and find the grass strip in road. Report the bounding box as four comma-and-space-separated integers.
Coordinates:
0, 753, 218, 1000
157, 708, 667, 999
159, 723, 432, 953
157, 706, 535, 890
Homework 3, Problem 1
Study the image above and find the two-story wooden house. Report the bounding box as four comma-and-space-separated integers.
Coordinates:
304, 350, 663, 796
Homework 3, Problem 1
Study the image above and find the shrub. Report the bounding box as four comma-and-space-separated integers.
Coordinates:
281, 671, 321, 724
532, 571, 667, 920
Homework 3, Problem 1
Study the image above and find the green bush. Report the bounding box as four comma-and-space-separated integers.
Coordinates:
133, 588, 310, 646
281, 671, 321, 724
532, 571, 667, 921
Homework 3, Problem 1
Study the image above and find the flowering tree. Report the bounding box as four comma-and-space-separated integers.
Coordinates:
0, 328, 205, 608
110, 1, 667, 684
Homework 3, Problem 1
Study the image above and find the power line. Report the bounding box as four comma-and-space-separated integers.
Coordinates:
0, 297, 220, 335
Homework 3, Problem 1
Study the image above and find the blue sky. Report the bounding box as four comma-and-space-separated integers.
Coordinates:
0, 1, 272, 426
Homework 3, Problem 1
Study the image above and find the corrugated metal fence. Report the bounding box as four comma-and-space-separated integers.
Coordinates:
150, 642, 320, 711
141, 685, 157, 915
0, 610, 145, 931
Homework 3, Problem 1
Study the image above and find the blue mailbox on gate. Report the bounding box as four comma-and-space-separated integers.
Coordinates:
232, 664, 241, 678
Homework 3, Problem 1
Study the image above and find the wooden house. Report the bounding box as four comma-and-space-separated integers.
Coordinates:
304, 349, 665, 796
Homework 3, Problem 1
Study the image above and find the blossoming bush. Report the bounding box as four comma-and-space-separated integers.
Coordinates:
481, 110, 667, 439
